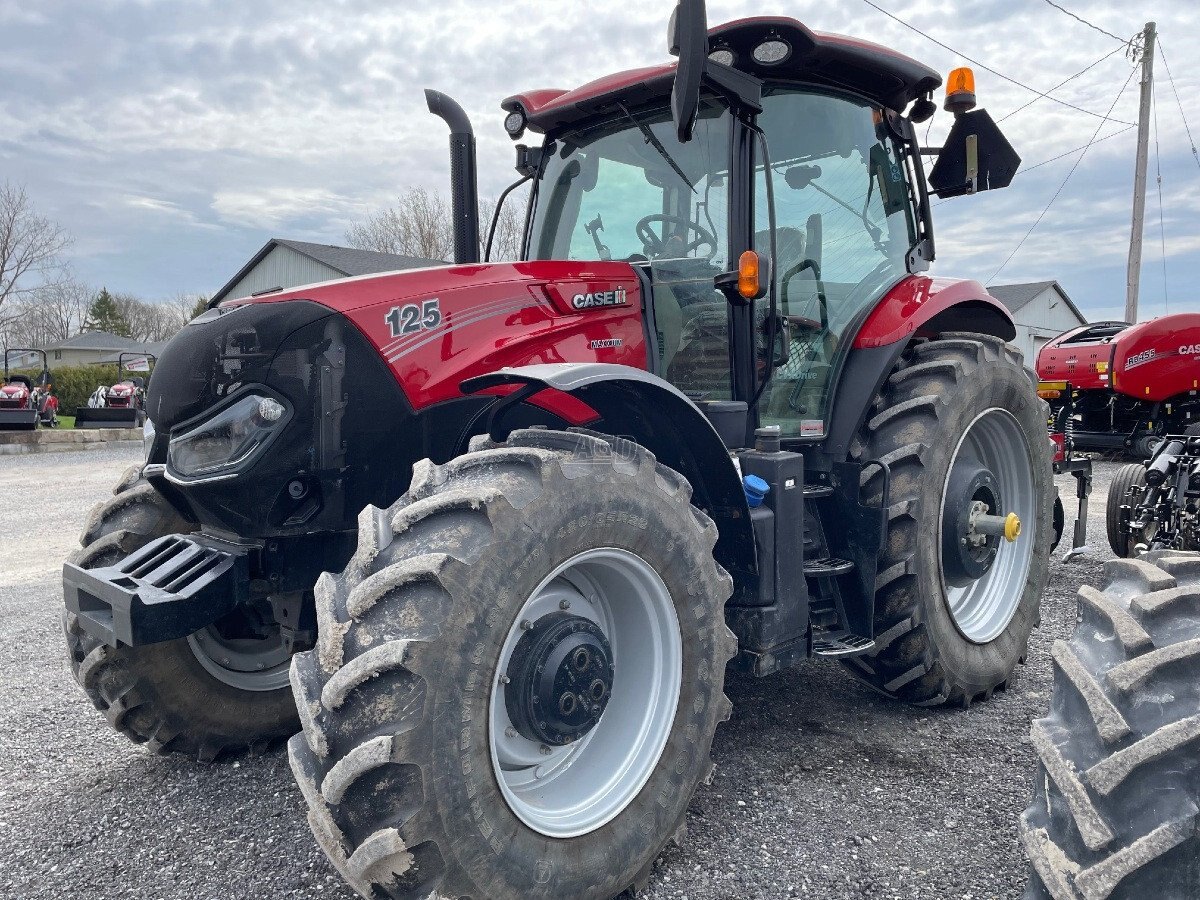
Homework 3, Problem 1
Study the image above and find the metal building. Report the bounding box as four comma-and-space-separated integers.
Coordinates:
988, 281, 1088, 362
212, 239, 444, 304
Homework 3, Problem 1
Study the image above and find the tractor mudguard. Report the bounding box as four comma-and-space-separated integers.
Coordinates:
462, 363, 756, 580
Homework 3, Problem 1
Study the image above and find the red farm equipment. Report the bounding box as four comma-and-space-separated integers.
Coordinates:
61, 4, 1068, 898
1, 349, 58, 430
74, 352, 155, 428
1037, 313, 1200, 457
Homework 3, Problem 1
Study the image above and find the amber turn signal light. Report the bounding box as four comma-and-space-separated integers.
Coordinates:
738, 251, 761, 300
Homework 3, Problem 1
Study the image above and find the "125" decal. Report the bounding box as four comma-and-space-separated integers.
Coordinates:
385, 298, 442, 337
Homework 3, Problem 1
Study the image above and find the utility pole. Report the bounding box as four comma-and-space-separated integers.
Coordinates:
1125, 21, 1157, 324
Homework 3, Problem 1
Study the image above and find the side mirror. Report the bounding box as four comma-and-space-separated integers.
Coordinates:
928, 109, 1021, 198
669, 0, 708, 143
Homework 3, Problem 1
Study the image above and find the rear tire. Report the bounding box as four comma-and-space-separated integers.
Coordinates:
844, 335, 1053, 707
1106, 464, 1148, 558
1021, 554, 1200, 899
63, 465, 299, 761
288, 429, 736, 899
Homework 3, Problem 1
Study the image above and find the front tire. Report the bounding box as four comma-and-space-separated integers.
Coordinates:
288, 429, 736, 899
845, 335, 1054, 707
1022, 554, 1200, 899
63, 465, 299, 761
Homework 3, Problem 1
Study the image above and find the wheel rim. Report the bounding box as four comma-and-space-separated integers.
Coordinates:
488, 548, 682, 838
938, 408, 1036, 644
186, 619, 292, 692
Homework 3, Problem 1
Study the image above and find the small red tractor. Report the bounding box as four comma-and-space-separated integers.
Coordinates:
1037, 313, 1200, 457
0, 349, 58, 429
74, 352, 155, 428
62, 4, 1058, 898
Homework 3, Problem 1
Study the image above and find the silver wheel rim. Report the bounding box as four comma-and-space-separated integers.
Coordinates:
938, 408, 1036, 644
186, 624, 291, 692
488, 548, 682, 838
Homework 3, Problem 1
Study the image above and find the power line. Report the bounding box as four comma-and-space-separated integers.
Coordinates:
857, 0, 1136, 127
998, 45, 1130, 123
1039, 0, 1129, 45
987, 65, 1140, 285
1022, 125, 1137, 173
1152, 80, 1169, 313
1157, 40, 1200, 174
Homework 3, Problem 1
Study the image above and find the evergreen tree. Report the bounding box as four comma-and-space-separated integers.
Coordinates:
84, 287, 132, 337
188, 295, 209, 322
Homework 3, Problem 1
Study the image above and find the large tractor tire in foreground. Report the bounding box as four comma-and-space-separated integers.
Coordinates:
63, 466, 299, 761
844, 335, 1054, 707
1022, 554, 1200, 899
288, 429, 736, 900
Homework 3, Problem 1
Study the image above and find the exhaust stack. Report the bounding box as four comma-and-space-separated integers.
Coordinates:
425, 89, 481, 265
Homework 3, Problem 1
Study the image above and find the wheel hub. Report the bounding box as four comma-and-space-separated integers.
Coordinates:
504, 612, 614, 746
943, 464, 1003, 586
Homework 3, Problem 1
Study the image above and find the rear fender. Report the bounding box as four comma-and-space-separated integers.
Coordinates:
462, 363, 755, 579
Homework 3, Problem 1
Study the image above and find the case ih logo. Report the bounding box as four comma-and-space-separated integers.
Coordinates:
572, 288, 628, 309
1125, 349, 1157, 370
1180, 344, 1200, 356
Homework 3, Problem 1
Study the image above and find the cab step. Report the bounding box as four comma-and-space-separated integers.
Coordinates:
803, 557, 855, 578
803, 484, 834, 499
811, 630, 875, 657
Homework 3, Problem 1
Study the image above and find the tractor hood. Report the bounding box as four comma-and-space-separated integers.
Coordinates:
220, 260, 649, 411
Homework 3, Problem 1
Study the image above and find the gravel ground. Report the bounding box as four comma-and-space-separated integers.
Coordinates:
0, 446, 1124, 900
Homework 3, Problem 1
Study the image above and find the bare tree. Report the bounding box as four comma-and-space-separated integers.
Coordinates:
113, 293, 184, 342
480, 190, 528, 262
346, 187, 453, 261
0, 182, 71, 318
174, 292, 211, 327
346, 187, 531, 264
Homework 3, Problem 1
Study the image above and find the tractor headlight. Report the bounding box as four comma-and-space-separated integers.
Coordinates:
143, 417, 156, 461
167, 393, 290, 482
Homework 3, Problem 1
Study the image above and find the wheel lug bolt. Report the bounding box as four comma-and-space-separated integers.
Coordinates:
521, 620, 533, 630
559, 599, 571, 610
500, 675, 510, 684
539, 745, 552, 755
505, 727, 517, 738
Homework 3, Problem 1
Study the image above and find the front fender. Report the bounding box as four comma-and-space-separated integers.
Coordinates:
462, 363, 755, 579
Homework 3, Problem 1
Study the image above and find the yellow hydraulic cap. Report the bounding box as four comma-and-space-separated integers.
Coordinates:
1004, 513, 1022, 543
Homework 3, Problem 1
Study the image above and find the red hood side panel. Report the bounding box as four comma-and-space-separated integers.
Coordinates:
230, 262, 648, 415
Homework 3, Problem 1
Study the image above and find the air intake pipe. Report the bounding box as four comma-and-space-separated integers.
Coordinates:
425, 90, 481, 265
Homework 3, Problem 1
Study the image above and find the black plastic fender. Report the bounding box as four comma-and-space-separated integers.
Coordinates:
462, 363, 756, 580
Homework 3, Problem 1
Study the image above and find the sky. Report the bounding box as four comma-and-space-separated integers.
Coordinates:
2, 0, 1198, 323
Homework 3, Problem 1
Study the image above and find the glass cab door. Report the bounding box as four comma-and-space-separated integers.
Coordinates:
753, 87, 917, 438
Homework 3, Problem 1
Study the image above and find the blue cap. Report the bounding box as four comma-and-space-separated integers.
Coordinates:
742, 474, 770, 509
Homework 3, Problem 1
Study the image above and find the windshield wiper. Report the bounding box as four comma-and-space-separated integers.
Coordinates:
616, 101, 696, 193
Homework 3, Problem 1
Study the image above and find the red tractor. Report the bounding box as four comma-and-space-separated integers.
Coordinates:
62, 5, 1055, 898
1037, 313, 1200, 456
0, 349, 58, 429
74, 352, 155, 428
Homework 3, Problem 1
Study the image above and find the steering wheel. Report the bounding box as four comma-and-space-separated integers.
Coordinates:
635, 215, 718, 259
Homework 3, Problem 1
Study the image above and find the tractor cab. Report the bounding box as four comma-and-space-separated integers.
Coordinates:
501, 15, 1016, 444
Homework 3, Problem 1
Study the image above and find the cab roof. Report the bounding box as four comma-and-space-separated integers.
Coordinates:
504, 17, 941, 135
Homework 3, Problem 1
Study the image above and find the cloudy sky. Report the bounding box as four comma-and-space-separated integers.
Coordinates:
2, 0, 1198, 322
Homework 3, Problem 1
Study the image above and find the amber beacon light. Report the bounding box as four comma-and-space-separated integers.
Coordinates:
944, 66, 977, 114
